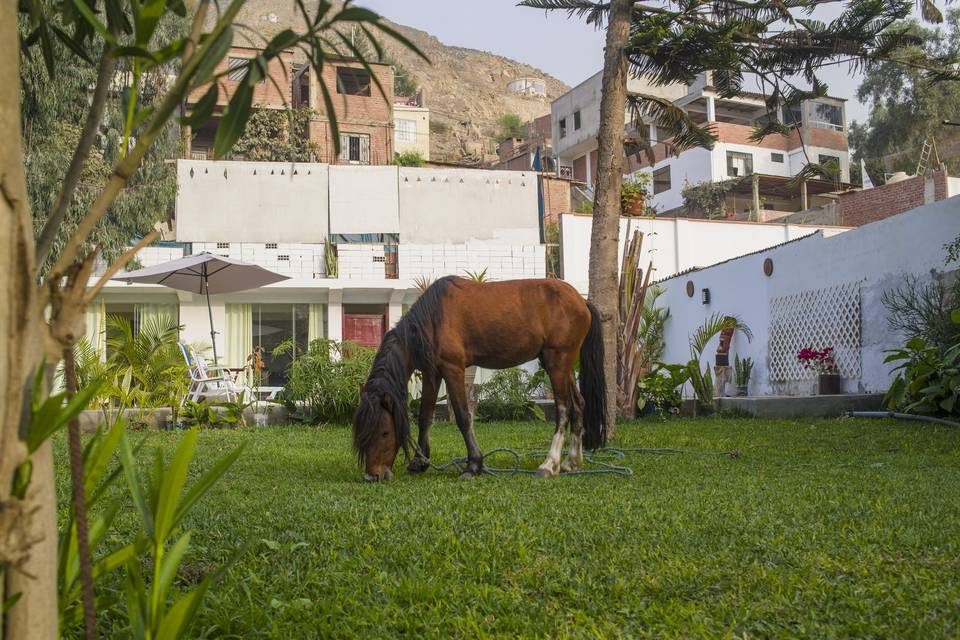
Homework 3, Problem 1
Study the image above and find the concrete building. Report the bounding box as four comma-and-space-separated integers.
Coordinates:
394, 95, 430, 161
551, 71, 851, 221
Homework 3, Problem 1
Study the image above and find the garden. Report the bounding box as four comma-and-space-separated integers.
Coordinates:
54, 417, 960, 638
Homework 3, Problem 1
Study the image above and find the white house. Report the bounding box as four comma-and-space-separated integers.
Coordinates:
552, 71, 850, 221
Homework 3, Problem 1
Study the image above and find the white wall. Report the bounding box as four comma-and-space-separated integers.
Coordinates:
397, 168, 539, 244
329, 165, 400, 234
399, 243, 545, 281
176, 161, 329, 243
656, 196, 960, 397
560, 213, 849, 293
634, 147, 715, 212
394, 104, 430, 160
192, 242, 325, 280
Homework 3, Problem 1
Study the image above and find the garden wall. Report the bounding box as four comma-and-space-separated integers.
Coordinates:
560, 213, 850, 290
656, 196, 960, 397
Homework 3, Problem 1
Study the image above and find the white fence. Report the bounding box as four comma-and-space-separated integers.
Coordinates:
656, 196, 960, 396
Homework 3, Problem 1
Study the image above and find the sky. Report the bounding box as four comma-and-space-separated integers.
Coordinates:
361, 0, 876, 124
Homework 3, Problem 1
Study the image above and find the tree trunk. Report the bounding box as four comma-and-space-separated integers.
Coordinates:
588, 0, 633, 439
0, 4, 58, 637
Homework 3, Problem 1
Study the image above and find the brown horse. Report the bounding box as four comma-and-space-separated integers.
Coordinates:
353, 276, 607, 481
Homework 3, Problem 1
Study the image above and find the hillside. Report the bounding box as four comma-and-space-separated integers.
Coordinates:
222, 2, 570, 163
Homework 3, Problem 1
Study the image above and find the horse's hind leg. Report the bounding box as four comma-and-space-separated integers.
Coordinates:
537, 350, 573, 478
560, 379, 584, 473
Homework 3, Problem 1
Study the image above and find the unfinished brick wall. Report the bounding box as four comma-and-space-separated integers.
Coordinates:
186, 47, 294, 108
308, 59, 394, 165
542, 176, 572, 224
839, 171, 947, 226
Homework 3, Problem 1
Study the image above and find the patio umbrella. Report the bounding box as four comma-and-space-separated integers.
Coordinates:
113, 252, 290, 364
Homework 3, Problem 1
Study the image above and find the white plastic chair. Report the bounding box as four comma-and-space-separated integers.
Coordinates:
178, 343, 249, 409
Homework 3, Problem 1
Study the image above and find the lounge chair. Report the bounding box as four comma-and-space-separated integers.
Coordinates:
178, 342, 249, 409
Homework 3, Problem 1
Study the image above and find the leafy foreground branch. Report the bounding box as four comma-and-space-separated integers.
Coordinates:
4, 1, 425, 638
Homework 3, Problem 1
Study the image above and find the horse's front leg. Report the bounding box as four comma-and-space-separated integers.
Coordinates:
408, 371, 439, 474
442, 364, 485, 478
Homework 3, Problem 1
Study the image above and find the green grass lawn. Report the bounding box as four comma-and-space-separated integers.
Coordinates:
56, 417, 960, 639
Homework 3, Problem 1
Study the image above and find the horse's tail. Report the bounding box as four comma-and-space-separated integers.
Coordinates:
580, 301, 608, 450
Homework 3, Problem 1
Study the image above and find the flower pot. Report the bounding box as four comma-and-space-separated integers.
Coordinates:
817, 373, 843, 395
736, 385, 748, 397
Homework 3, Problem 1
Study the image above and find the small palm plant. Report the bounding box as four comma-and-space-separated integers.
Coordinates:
686, 314, 752, 413
734, 354, 754, 396
463, 268, 489, 282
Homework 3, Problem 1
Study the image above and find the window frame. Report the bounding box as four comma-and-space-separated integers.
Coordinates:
559, 118, 567, 139
652, 165, 671, 195
573, 110, 581, 131
771, 152, 785, 163
395, 118, 417, 143
726, 151, 754, 178
338, 132, 371, 164
336, 67, 372, 97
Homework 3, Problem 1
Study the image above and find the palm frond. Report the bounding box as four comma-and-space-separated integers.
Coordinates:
626, 93, 717, 156
519, 0, 609, 25
689, 313, 753, 361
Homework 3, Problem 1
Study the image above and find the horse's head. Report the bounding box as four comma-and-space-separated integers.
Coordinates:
353, 381, 409, 482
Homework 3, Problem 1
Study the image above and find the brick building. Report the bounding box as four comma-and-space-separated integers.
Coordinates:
184, 48, 395, 165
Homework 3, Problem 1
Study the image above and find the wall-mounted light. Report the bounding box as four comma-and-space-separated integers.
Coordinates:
701, 288, 711, 305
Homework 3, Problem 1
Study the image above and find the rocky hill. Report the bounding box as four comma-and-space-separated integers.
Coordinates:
222, 1, 569, 163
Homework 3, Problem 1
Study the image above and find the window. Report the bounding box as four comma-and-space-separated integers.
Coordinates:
771, 152, 785, 163
573, 110, 581, 130
252, 304, 308, 387
559, 118, 567, 139
278, 254, 290, 261
217, 242, 230, 249
818, 154, 841, 175
336, 67, 371, 96
266, 243, 278, 249
810, 101, 843, 131
338, 133, 371, 164
652, 166, 671, 194
727, 151, 753, 178
395, 119, 416, 142
782, 104, 803, 127
227, 57, 246, 81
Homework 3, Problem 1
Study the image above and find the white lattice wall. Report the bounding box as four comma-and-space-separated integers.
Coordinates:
768, 281, 862, 382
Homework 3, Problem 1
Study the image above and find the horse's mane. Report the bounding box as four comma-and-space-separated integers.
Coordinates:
353, 276, 458, 464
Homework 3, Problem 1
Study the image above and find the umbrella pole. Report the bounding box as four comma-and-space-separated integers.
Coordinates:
203, 264, 219, 365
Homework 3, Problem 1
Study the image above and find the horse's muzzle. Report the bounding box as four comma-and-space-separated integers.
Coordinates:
364, 468, 394, 482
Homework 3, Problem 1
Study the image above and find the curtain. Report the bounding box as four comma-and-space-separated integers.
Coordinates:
137, 303, 179, 330
84, 299, 106, 360
225, 304, 253, 369
308, 304, 326, 343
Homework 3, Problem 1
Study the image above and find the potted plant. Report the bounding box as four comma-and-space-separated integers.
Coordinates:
733, 354, 753, 396
620, 176, 649, 216
797, 347, 842, 394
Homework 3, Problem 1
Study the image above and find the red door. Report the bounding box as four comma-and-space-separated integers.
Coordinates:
343, 313, 386, 348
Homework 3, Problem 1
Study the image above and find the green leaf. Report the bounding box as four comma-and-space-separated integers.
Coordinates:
191, 27, 233, 88
172, 442, 245, 532
28, 378, 104, 453
120, 431, 154, 538
69, 0, 117, 46
179, 84, 218, 127
84, 420, 126, 500
3, 592, 22, 613
155, 579, 210, 640
951, 308, 960, 325
213, 82, 254, 159
154, 428, 198, 540
50, 25, 94, 64
156, 532, 192, 607
262, 29, 300, 58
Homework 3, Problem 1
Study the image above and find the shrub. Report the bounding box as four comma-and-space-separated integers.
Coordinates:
637, 362, 688, 417
394, 150, 425, 167
476, 368, 547, 422
496, 113, 526, 142
276, 339, 376, 423
884, 316, 960, 417
882, 273, 960, 351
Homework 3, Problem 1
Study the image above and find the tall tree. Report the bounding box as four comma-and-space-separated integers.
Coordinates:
522, 0, 955, 422
3, 2, 423, 636
849, 9, 960, 183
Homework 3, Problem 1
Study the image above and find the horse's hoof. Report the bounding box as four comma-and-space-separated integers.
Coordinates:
559, 461, 576, 473
459, 469, 478, 480
407, 459, 429, 474
535, 467, 555, 478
